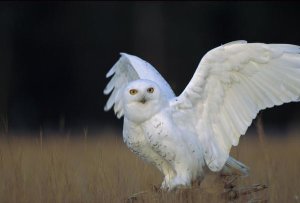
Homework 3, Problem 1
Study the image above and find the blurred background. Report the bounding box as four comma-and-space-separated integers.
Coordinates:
1, 2, 300, 135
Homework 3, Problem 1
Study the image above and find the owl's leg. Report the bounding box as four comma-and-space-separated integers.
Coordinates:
144, 121, 198, 190
167, 172, 192, 191
154, 152, 193, 191
165, 146, 196, 190
147, 147, 194, 190
150, 159, 175, 190
160, 166, 176, 190
151, 155, 189, 191
161, 173, 190, 191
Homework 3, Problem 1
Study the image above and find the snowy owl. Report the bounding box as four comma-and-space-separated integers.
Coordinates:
104, 40, 300, 190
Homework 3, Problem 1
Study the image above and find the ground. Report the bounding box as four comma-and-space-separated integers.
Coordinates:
0, 129, 299, 203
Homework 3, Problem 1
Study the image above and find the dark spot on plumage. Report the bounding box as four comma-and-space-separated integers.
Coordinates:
155, 122, 162, 128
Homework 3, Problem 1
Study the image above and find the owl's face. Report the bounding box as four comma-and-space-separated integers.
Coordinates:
123, 79, 168, 123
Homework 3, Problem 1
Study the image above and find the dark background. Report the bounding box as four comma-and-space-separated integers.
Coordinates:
1, 2, 300, 135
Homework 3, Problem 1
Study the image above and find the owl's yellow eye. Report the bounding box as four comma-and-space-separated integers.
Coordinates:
129, 89, 138, 95
147, 87, 154, 93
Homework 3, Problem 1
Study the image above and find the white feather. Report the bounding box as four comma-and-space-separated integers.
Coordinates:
176, 41, 300, 171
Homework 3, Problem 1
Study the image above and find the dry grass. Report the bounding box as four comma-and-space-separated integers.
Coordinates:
0, 130, 299, 203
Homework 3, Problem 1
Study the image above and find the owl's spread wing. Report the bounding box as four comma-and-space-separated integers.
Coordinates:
104, 53, 175, 118
175, 41, 300, 171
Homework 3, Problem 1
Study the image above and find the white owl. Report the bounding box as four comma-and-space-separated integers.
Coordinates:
104, 41, 300, 190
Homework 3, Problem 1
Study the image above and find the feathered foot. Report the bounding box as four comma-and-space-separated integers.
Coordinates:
222, 183, 268, 201
221, 174, 239, 189
220, 172, 267, 201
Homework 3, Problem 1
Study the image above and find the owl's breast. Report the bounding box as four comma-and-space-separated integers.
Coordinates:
123, 118, 162, 163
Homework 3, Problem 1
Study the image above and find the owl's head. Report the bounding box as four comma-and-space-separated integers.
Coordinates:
123, 79, 168, 123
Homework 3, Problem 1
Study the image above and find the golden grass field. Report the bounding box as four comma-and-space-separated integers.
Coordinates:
0, 128, 299, 203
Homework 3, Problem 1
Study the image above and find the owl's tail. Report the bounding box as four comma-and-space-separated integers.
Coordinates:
222, 156, 250, 177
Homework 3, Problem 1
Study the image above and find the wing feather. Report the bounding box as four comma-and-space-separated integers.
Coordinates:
175, 41, 300, 171
104, 53, 175, 117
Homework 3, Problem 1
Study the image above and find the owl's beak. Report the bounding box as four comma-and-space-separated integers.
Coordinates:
139, 97, 147, 104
